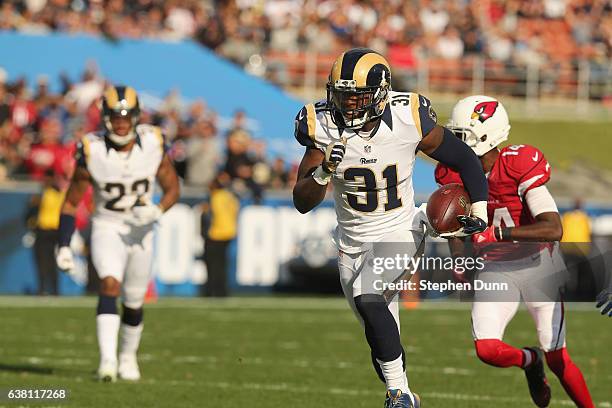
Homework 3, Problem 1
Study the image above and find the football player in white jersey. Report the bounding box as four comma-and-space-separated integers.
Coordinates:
56, 85, 179, 382
292, 48, 490, 408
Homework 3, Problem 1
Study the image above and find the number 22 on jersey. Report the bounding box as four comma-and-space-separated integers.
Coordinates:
103, 179, 150, 212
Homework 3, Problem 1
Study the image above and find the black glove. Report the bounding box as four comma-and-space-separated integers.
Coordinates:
595, 290, 612, 317
439, 201, 488, 239
457, 215, 488, 235
439, 215, 487, 238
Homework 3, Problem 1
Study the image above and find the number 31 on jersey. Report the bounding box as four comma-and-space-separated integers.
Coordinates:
344, 164, 402, 213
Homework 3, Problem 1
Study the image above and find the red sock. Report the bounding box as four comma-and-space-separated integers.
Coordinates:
545, 348, 594, 408
474, 339, 525, 368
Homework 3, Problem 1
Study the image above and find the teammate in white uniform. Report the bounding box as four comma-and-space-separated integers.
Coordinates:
292, 48, 490, 408
56, 85, 179, 382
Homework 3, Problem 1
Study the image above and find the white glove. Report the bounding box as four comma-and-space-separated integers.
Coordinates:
439, 201, 488, 238
130, 204, 163, 226
323, 137, 347, 172
313, 137, 347, 185
56, 246, 75, 272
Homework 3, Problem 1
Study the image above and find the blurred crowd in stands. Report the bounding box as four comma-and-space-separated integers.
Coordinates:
0, 66, 294, 196
0, 0, 610, 187
1, 0, 610, 72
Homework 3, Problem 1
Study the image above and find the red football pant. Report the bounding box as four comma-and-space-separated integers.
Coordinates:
474, 339, 525, 368
474, 341, 594, 408
545, 348, 594, 408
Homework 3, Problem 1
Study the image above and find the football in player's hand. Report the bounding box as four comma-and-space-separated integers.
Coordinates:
426, 183, 471, 234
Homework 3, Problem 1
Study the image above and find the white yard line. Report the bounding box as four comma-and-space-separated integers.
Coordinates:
2, 360, 608, 406
10, 353, 475, 376
137, 377, 610, 406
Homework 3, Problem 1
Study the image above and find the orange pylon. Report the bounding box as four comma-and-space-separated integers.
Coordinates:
144, 279, 158, 303
401, 271, 420, 309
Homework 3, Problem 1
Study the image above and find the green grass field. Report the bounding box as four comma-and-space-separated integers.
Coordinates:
433, 117, 612, 171
503, 120, 612, 171
0, 297, 609, 408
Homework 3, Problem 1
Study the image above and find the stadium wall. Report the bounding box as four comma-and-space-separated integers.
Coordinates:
2, 188, 612, 296
0, 188, 338, 295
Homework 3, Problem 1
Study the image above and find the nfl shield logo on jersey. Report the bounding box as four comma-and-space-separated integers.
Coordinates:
364, 145, 372, 153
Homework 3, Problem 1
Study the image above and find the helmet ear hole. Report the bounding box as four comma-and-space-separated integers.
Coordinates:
481, 135, 488, 142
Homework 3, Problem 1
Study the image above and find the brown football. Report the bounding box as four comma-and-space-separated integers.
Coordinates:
426, 183, 471, 234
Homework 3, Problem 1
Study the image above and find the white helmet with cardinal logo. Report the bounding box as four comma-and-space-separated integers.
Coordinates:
447, 95, 511, 156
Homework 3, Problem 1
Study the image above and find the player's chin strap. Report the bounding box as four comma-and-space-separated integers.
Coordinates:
108, 130, 136, 146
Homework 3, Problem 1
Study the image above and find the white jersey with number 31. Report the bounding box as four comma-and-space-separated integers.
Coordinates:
75, 124, 165, 225
294, 91, 439, 253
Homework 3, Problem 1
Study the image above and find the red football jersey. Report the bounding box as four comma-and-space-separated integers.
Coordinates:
25, 142, 72, 181
435, 144, 552, 259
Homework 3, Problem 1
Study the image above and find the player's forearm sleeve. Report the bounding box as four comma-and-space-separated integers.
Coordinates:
429, 127, 488, 203
58, 214, 76, 247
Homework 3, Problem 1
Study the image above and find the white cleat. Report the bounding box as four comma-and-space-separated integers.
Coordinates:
118, 354, 141, 381
97, 359, 117, 383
